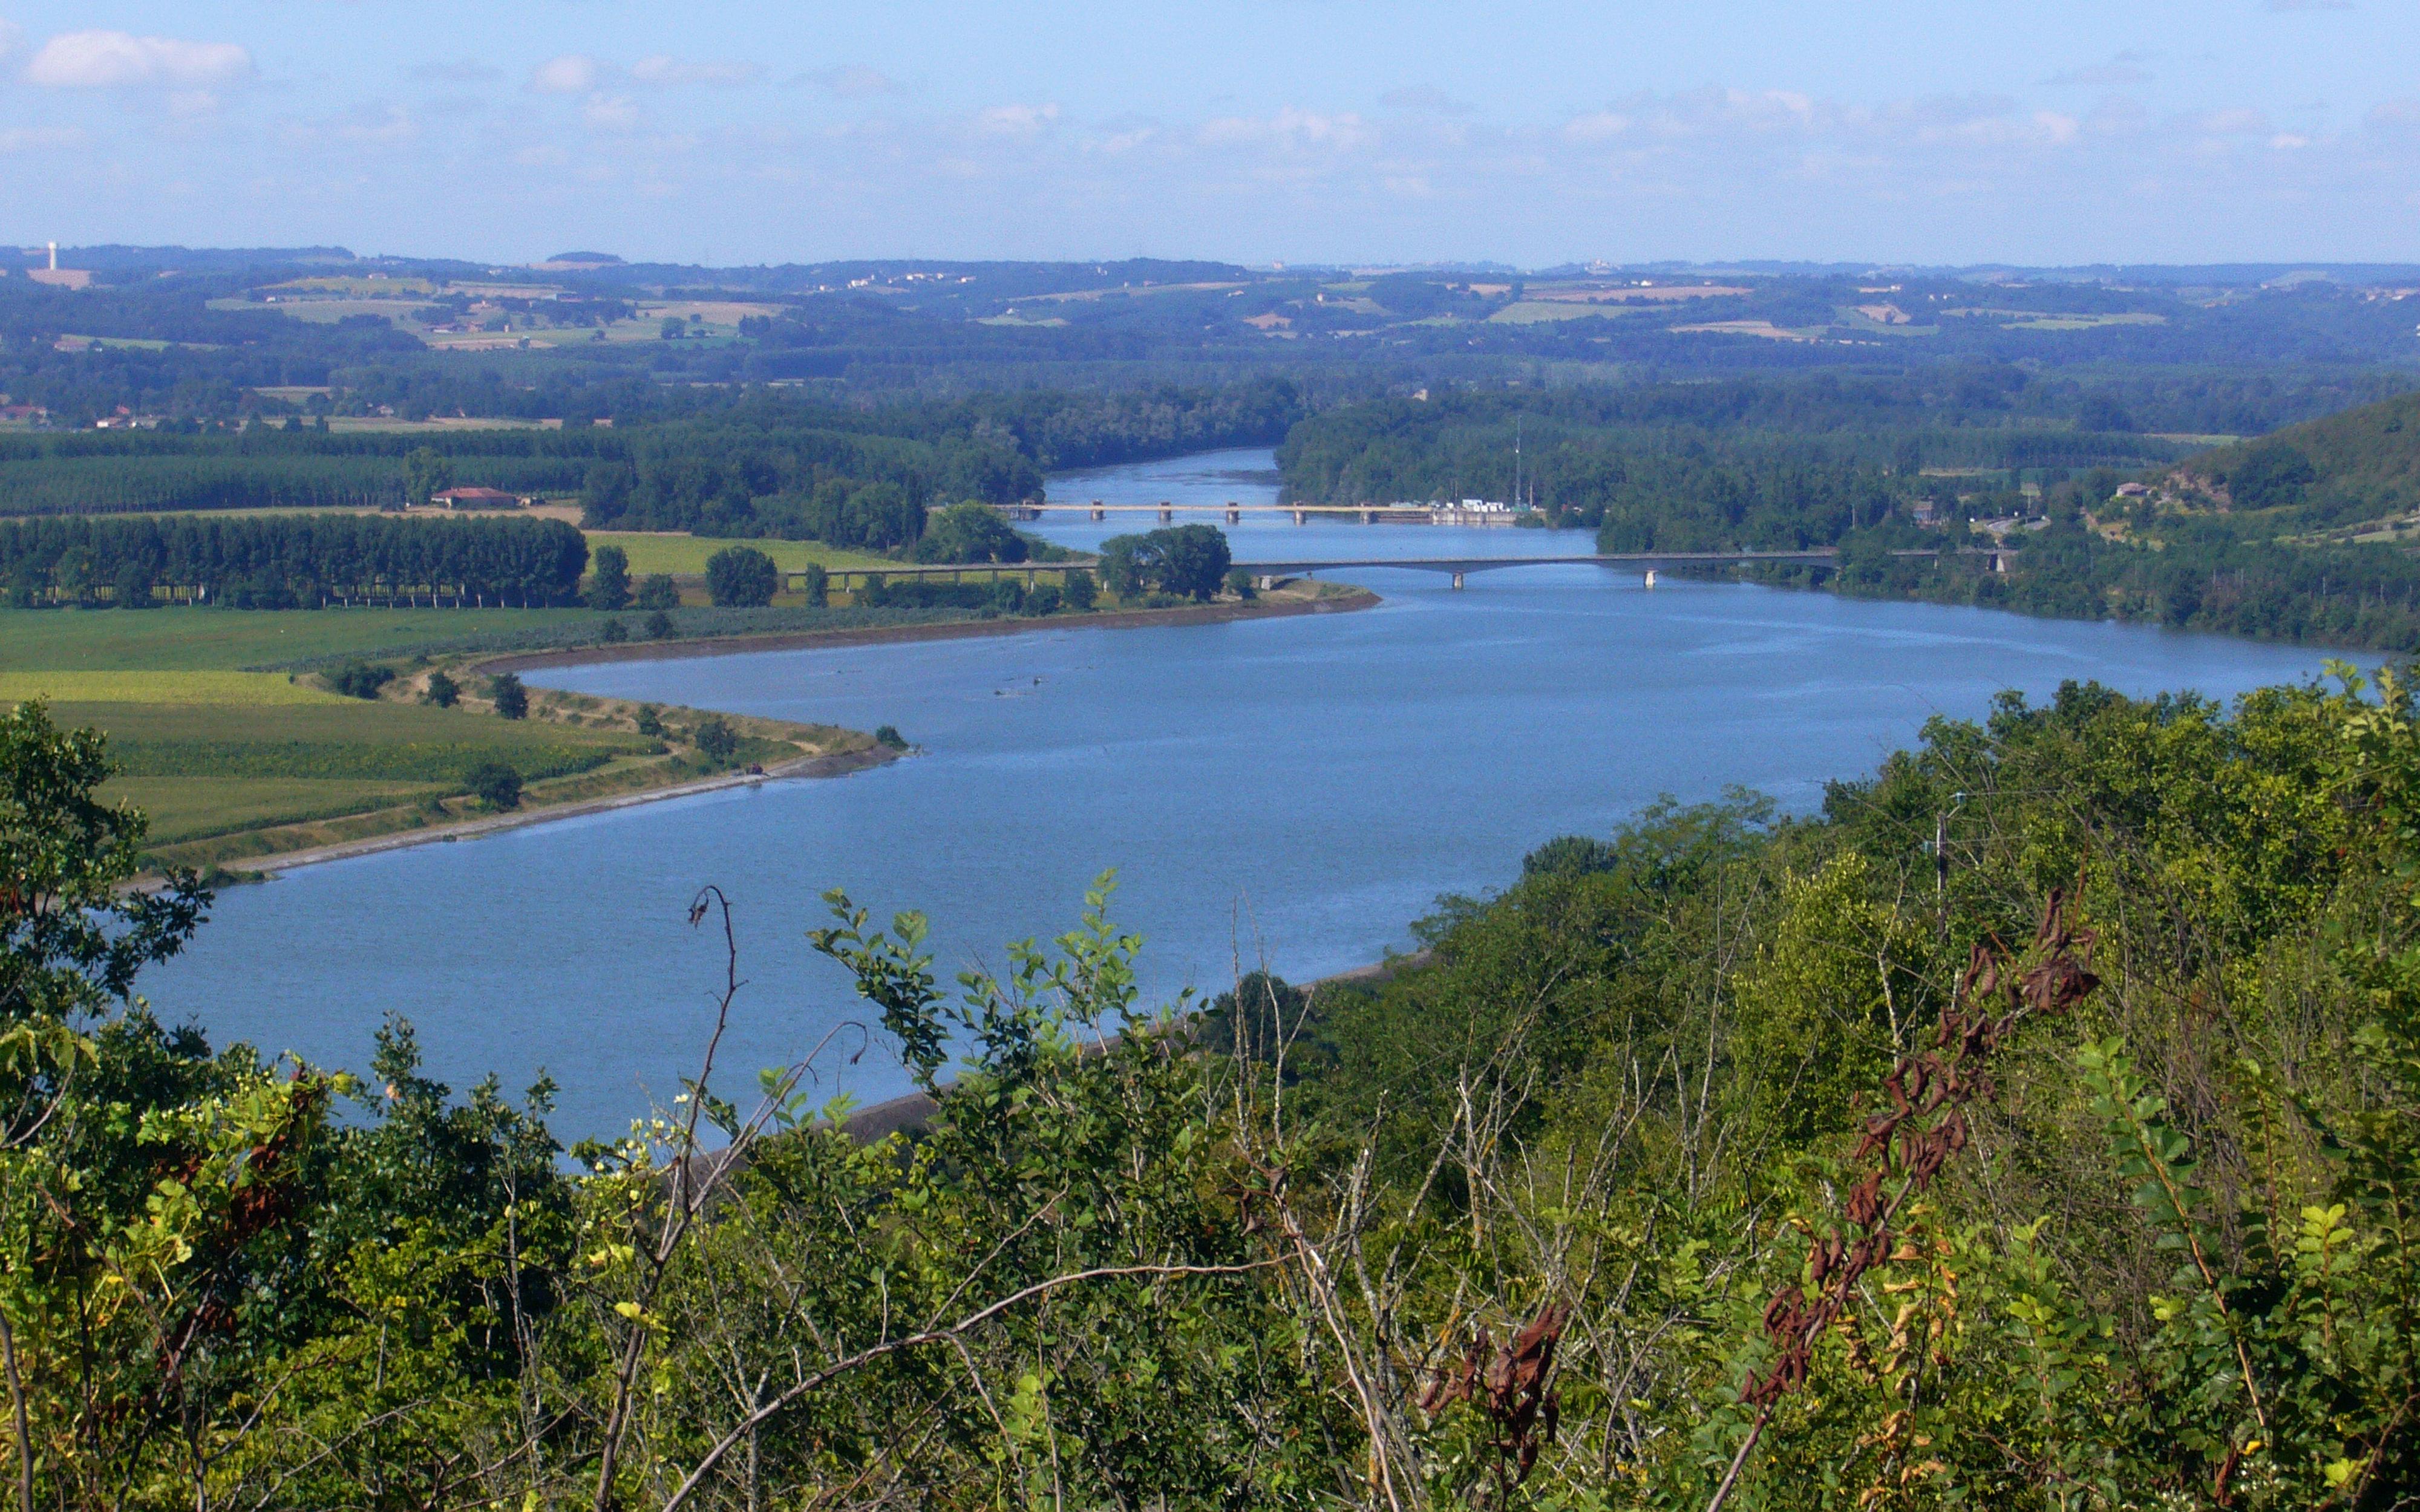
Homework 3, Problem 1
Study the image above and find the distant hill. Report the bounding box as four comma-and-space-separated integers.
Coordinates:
39, 245, 357, 272
2177, 388, 2420, 524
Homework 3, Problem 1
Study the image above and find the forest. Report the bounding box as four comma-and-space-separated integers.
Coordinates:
1804, 521, 2420, 650
0, 514, 592, 608
13, 654, 2420, 1507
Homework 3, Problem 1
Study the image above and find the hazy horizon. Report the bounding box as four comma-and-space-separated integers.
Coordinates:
0, 1, 2414, 267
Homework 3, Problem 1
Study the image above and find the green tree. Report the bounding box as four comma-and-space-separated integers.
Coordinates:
1153, 523, 1231, 600
693, 715, 739, 766
111, 559, 153, 609
464, 760, 521, 809
5, 559, 42, 610
1096, 535, 1146, 599
799, 561, 829, 608
634, 573, 682, 611
1062, 567, 1097, 610
327, 660, 395, 699
585, 543, 632, 610
403, 446, 454, 506
421, 668, 459, 707
487, 673, 528, 720
1092, 527, 1231, 602
643, 608, 676, 640
53, 546, 96, 607
704, 546, 779, 608
915, 502, 1030, 564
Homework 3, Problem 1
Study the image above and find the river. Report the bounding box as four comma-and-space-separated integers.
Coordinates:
146, 449, 2353, 1137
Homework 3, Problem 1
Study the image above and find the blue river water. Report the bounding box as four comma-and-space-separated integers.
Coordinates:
145, 449, 2355, 1138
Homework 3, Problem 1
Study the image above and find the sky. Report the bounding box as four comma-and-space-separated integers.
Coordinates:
0, 1, 2412, 269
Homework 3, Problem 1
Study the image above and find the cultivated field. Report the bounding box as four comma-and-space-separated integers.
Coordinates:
4, 604, 878, 868
0, 671, 346, 705
585, 533, 892, 576
0, 607, 601, 671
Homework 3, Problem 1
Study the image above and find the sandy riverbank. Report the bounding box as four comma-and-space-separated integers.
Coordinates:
230, 744, 899, 878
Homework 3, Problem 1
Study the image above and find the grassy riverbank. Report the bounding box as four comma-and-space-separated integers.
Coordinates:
0, 578, 1372, 873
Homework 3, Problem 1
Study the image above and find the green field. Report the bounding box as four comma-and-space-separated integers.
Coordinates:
104, 775, 449, 844
54, 700, 655, 782
51, 694, 664, 856
0, 671, 346, 704
586, 533, 892, 576
0, 607, 601, 671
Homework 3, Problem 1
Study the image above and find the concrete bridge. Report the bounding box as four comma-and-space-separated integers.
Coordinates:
1005, 501, 1525, 525
791, 547, 1999, 595
1230, 548, 1981, 590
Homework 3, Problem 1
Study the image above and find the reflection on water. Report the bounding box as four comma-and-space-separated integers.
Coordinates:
145, 450, 2360, 1137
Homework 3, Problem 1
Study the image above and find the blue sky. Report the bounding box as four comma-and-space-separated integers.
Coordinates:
0, 1, 2411, 267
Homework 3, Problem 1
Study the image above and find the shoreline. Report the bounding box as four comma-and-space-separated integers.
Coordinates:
477, 587, 1381, 674
207, 588, 1379, 881
229, 743, 900, 878
836, 951, 1428, 1144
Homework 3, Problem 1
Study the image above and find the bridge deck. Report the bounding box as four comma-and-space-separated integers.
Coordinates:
1234, 550, 1867, 573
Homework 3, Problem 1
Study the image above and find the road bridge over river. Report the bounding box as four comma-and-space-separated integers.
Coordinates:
1234, 548, 1983, 589
796, 548, 1993, 593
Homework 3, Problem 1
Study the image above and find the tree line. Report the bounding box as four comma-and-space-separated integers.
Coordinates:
1276, 388, 2201, 531
0, 513, 590, 608
16, 662, 2420, 1504
1810, 518, 2420, 650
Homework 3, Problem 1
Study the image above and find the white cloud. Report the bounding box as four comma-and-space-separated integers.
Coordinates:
1200, 107, 1375, 151
22, 30, 253, 90
0, 21, 22, 63
528, 54, 601, 94
583, 94, 639, 131
977, 102, 1059, 136
2198, 106, 2272, 134
629, 55, 761, 88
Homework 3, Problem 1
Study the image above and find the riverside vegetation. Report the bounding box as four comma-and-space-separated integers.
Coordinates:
1281, 381, 2420, 653
0, 504, 1280, 865
11, 657, 2420, 1506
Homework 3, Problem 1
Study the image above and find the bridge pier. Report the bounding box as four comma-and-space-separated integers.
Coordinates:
1451, 571, 1465, 590
1226, 503, 1240, 524
1090, 501, 1104, 521
1360, 508, 1377, 524
1293, 509, 1306, 524
1644, 570, 1657, 588
1254, 574, 1275, 591
1159, 502, 1173, 523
